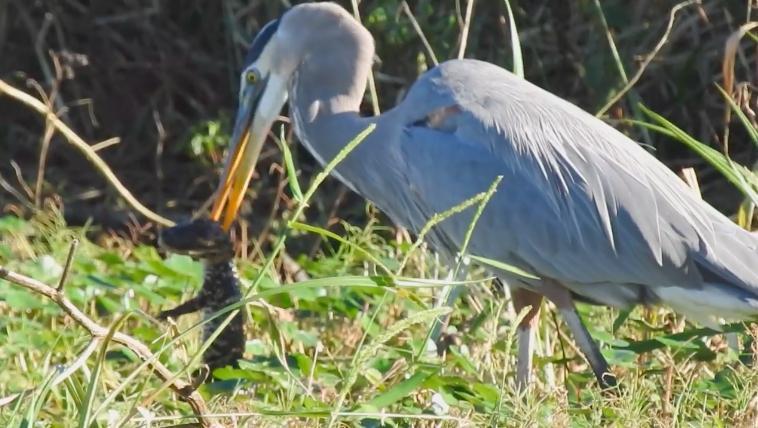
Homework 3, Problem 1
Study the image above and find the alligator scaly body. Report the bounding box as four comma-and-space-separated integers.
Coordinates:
157, 219, 245, 375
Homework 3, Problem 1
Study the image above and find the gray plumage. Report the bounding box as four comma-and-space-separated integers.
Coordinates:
214, 2, 758, 387
389, 60, 758, 325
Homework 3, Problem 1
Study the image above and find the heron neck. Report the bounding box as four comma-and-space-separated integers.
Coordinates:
289, 70, 378, 165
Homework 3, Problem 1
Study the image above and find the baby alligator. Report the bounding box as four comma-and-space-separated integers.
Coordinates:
157, 218, 245, 375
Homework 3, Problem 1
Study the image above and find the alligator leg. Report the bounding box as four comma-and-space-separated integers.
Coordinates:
158, 295, 206, 320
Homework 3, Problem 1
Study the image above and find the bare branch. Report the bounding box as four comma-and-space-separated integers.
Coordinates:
400, 1, 439, 66
0, 79, 175, 227
349, 0, 381, 115
57, 238, 79, 291
595, 0, 698, 117
0, 265, 221, 428
457, 0, 476, 59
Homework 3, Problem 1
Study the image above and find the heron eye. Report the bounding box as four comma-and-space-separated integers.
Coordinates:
245, 70, 259, 84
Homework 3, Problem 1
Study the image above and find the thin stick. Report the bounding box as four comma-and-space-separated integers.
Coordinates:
57, 238, 79, 291
721, 21, 758, 152
595, 0, 696, 117
349, 0, 381, 115
35, 118, 55, 208
457, 0, 476, 59
400, 1, 439, 66
0, 173, 35, 210
91, 137, 121, 152
591, 0, 651, 144
0, 265, 220, 428
0, 79, 175, 227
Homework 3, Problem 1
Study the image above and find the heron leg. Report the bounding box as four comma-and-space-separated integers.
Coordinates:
429, 261, 470, 353
545, 283, 617, 389
511, 287, 543, 389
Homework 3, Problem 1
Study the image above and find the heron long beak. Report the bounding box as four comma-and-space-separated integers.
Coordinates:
210, 75, 285, 230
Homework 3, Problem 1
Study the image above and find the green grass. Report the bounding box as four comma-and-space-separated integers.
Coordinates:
2, 104, 758, 427
2, 189, 758, 427
2, 3, 757, 426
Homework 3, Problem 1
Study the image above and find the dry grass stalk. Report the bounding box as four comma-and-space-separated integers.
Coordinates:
0, 79, 175, 227
0, 264, 222, 428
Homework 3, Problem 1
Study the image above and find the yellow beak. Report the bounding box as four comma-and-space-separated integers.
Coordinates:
210, 83, 269, 230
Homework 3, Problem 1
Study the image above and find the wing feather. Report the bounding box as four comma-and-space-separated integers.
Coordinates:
388, 59, 758, 308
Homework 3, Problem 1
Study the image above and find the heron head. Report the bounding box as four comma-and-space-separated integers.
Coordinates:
210, 3, 371, 230
208, 16, 292, 230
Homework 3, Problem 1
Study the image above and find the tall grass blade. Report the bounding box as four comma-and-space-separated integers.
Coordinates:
457, 176, 503, 273
424, 176, 503, 350
23, 367, 59, 428
714, 84, 758, 149
364, 369, 436, 410
328, 307, 452, 427
81, 312, 131, 428
289, 221, 392, 275
591, 0, 650, 143
720, 22, 758, 148
637, 105, 758, 205
301, 124, 376, 203
397, 188, 488, 274
469, 255, 539, 280
502, 0, 523, 78
277, 125, 304, 202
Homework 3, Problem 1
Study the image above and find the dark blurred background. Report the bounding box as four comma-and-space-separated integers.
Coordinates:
0, 0, 756, 248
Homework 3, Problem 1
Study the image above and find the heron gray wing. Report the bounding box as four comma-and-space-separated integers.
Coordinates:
389, 59, 758, 316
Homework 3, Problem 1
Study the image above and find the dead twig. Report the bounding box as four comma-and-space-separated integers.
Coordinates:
56, 238, 78, 291
0, 79, 175, 227
400, 1, 439, 66
0, 172, 35, 210
721, 21, 758, 151
457, 0, 476, 59
595, 0, 698, 117
35, 116, 56, 208
349, 0, 381, 115
0, 265, 221, 428
678, 167, 702, 199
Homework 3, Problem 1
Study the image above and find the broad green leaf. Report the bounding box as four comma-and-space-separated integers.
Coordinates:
364, 369, 436, 409
653, 336, 701, 352
619, 323, 744, 354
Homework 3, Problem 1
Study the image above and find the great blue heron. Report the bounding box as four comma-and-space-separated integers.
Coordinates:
209, 2, 758, 388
